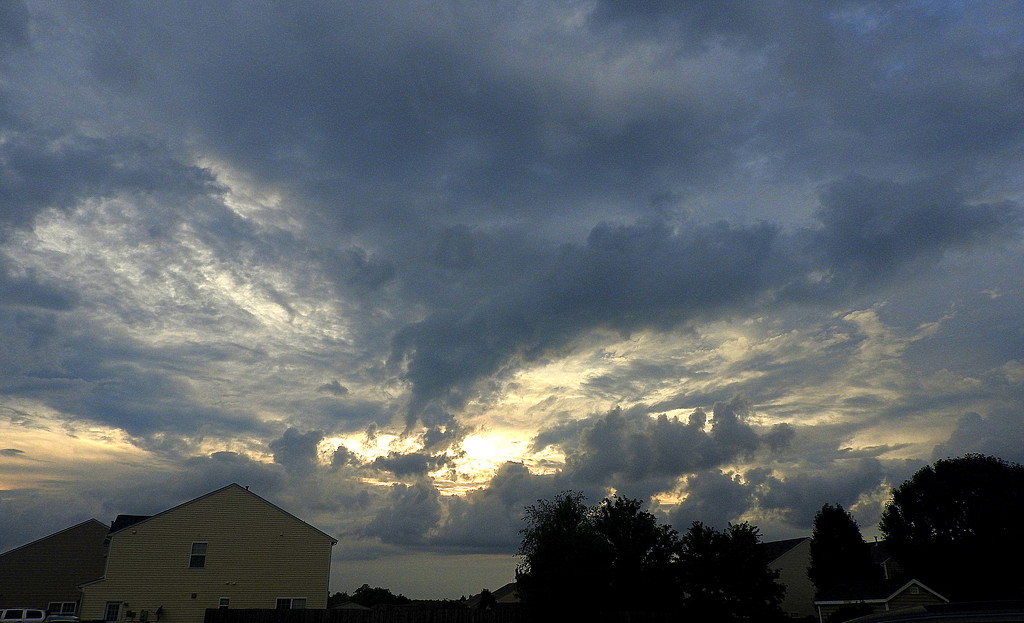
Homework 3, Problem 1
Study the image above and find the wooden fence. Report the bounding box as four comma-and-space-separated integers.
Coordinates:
204, 608, 684, 623
204, 608, 526, 623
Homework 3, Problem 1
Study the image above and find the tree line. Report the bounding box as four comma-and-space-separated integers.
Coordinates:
515, 453, 1024, 622
515, 493, 786, 621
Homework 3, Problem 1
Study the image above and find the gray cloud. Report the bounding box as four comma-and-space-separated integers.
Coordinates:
0, 130, 218, 231
669, 469, 753, 531
1, 0, 1022, 595
548, 397, 786, 501
390, 185, 1020, 423
934, 407, 1024, 465
433, 462, 552, 553
0, 1, 29, 55
365, 481, 443, 546
754, 456, 887, 525
317, 380, 349, 396
371, 451, 451, 478
269, 428, 325, 475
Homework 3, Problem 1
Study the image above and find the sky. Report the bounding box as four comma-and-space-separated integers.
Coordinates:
1, 0, 1023, 599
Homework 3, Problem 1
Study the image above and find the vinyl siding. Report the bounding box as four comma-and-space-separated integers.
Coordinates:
770, 538, 815, 618
888, 585, 946, 610
0, 519, 109, 610
80, 486, 334, 623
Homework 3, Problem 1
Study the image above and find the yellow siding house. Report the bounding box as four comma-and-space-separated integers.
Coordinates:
80, 484, 336, 623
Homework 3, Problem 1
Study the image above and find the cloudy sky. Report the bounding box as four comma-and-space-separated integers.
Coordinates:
2, 0, 1023, 598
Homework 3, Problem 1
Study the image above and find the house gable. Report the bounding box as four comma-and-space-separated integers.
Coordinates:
763, 537, 815, 619
814, 579, 948, 623
80, 484, 336, 623
0, 519, 109, 610
105, 484, 336, 544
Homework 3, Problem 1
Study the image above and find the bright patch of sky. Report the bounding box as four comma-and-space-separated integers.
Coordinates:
1, 0, 1022, 599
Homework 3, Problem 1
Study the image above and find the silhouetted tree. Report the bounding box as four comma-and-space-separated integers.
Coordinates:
879, 454, 1024, 601
515, 491, 610, 614
326, 591, 350, 607
594, 495, 684, 611
809, 503, 880, 595
517, 492, 687, 616
476, 589, 496, 610
349, 584, 411, 607
679, 521, 786, 622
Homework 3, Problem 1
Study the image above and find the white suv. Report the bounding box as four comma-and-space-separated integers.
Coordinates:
0, 610, 46, 623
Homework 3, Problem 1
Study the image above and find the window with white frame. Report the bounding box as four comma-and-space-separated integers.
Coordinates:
218, 599, 229, 610
189, 542, 207, 568
275, 599, 306, 610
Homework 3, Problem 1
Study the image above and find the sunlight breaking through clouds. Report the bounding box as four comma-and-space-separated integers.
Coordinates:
1, 0, 1022, 598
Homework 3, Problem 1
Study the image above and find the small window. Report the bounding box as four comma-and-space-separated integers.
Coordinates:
104, 603, 121, 623
48, 603, 77, 615
275, 599, 305, 610
218, 599, 229, 610
3, 612, 23, 621
189, 542, 208, 568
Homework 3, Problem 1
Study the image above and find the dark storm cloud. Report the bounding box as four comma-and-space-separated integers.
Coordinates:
548, 397, 786, 501
1, 0, 1022, 585
7, 3, 1019, 437
588, 0, 777, 48
269, 428, 325, 474
371, 451, 451, 478
173, 452, 286, 503
0, 1, 29, 55
392, 183, 1020, 422
0, 265, 77, 311
597, 2, 1024, 167
364, 481, 443, 546
934, 407, 1024, 464
330, 444, 354, 467
808, 177, 1021, 288
669, 469, 752, 530
75, 452, 288, 526
753, 456, 886, 524
1, 332, 268, 448
433, 462, 554, 552
390, 218, 782, 420
0, 130, 219, 231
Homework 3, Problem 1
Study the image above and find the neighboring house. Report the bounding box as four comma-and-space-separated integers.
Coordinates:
867, 540, 904, 582
465, 583, 520, 609
0, 519, 109, 613
814, 579, 948, 623
489, 583, 520, 605
763, 537, 815, 619
79, 484, 336, 623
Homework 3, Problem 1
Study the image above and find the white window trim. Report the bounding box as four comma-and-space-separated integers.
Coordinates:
189, 541, 208, 568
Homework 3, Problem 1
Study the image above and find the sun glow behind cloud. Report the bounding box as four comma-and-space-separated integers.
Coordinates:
0, 399, 162, 490
2, 0, 1023, 599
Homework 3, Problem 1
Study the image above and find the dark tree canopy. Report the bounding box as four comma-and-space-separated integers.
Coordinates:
679, 521, 786, 623
879, 454, 1024, 601
517, 492, 785, 620
348, 584, 411, 607
516, 492, 683, 615
594, 495, 684, 611
515, 491, 611, 613
809, 503, 880, 595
